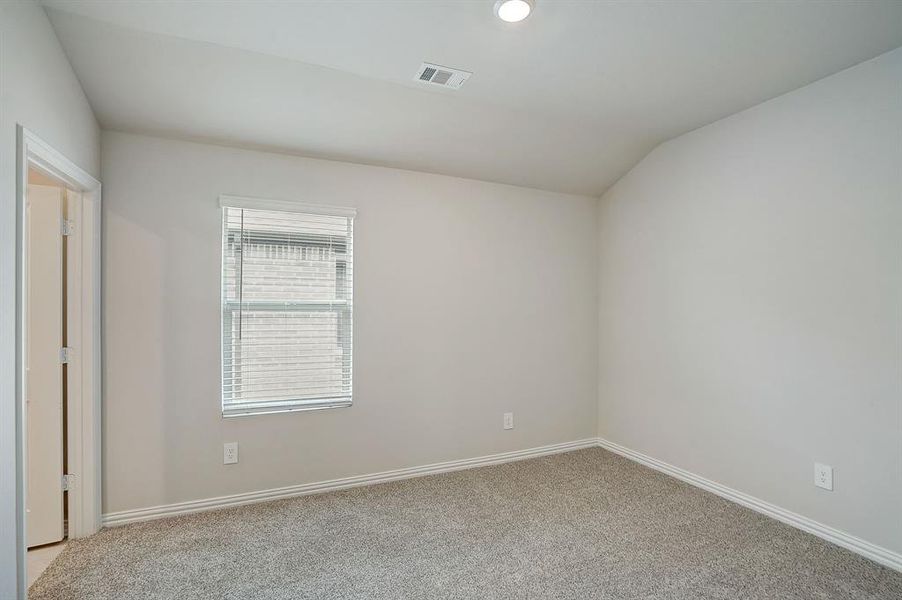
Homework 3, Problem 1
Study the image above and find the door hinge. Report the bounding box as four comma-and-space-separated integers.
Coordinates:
61, 474, 75, 491
61, 219, 74, 236
59, 347, 72, 364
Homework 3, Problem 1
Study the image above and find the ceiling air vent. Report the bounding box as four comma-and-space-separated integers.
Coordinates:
414, 62, 471, 89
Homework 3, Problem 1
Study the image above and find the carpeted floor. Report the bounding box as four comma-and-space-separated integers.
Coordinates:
29, 448, 902, 599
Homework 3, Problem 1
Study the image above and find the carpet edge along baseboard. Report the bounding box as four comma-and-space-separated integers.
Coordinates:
102, 436, 901, 574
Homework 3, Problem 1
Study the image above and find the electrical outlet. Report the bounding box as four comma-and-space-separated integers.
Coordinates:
503, 412, 514, 430
814, 462, 833, 491
224, 442, 239, 465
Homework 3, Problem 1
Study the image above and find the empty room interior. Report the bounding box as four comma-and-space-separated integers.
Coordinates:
2, 0, 902, 598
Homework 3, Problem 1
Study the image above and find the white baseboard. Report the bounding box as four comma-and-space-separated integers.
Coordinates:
102, 435, 901, 574
596, 437, 902, 573
102, 438, 598, 527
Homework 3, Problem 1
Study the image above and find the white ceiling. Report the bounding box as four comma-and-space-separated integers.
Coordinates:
44, 1, 902, 196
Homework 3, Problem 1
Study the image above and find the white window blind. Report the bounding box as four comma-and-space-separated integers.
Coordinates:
221, 199, 354, 416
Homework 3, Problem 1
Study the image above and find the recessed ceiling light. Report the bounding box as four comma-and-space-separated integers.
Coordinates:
494, 0, 534, 23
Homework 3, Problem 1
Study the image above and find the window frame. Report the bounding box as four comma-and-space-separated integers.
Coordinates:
219, 195, 356, 418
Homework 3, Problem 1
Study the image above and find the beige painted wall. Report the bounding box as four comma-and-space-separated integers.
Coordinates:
597, 48, 902, 554
100, 131, 598, 514
0, 2, 100, 595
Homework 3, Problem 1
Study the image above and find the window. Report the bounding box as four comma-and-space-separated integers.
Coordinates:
220, 197, 355, 416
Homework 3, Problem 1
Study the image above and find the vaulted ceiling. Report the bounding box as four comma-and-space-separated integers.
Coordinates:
44, 1, 902, 196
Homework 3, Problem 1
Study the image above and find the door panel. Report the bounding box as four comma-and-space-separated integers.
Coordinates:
26, 184, 65, 548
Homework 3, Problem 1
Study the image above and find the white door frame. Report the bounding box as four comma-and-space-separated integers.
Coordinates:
15, 126, 102, 597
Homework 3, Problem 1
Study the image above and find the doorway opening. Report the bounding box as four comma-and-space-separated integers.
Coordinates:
25, 168, 69, 586
16, 127, 102, 598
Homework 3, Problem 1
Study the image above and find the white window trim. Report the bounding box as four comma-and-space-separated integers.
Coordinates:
219, 195, 356, 418
219, 194, 357, 218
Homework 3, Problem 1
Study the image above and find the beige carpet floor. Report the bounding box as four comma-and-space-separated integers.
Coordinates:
30, 448, 902, 599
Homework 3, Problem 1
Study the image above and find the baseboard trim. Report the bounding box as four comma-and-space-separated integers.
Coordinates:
102, 435, 902, 573
102, 438, 598, 527
595, 437, 902, 573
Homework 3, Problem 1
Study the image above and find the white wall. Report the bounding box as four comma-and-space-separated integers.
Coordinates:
0, 1, 101, 595
100, 131, 598, 514
597, 48, 902, 554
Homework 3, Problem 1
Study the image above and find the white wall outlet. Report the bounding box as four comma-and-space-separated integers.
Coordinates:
814, 462, 833, 491
224, 442, 239, 465
503, 412, 514, 430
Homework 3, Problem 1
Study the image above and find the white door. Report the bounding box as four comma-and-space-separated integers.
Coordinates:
25, 184, 65, 548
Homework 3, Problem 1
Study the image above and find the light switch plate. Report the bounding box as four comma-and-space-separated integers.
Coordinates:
503, 412, 514, 430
